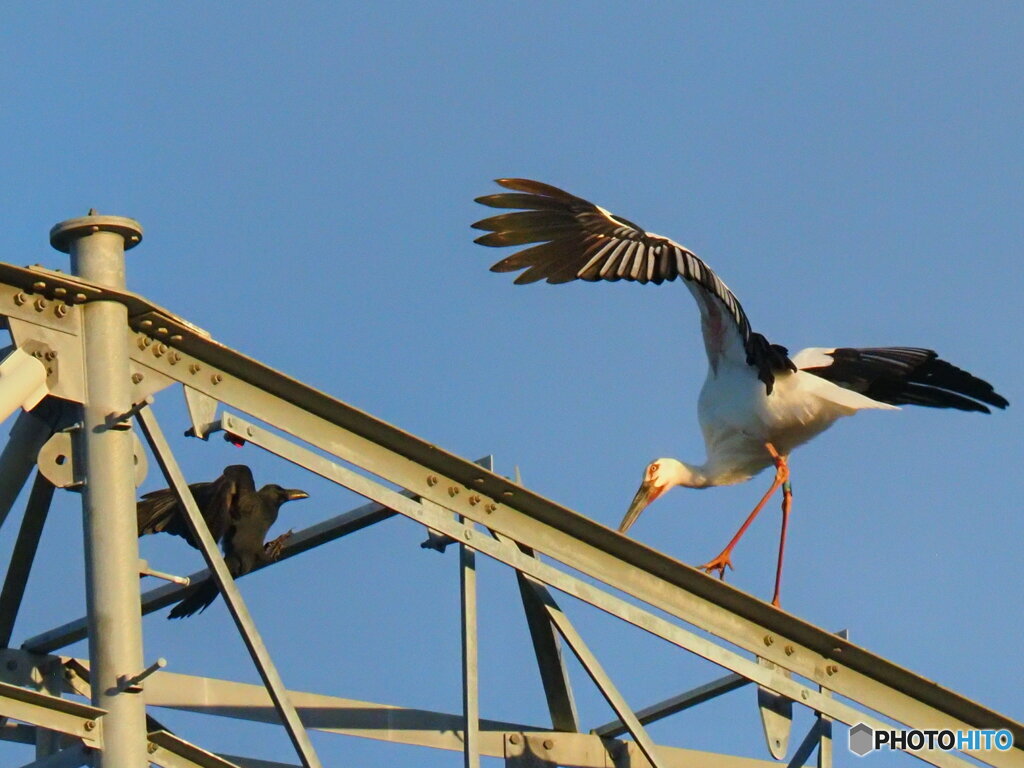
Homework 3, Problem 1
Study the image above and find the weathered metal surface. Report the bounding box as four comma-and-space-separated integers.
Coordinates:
0, 474, 55, 648
64, 218, 149, 768
136, 407, 322, 768
461, 515, 481, 768
593, 672, 748, 739
0, 680, 102, 745
147, 730, 242, 768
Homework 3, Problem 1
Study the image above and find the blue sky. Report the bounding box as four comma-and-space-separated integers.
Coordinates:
1, 3, 1021, 766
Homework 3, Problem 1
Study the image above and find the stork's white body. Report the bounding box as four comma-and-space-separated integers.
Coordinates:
474, 177, 1007, 604
696, 354, 897, 487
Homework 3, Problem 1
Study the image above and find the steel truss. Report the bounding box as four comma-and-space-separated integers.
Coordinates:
0, 215, 1015, 767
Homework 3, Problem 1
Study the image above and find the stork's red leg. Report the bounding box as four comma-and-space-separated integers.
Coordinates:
700, 443, 790, 581
771, 479, 793, 607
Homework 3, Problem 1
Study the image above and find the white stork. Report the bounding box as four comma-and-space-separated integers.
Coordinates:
473, 178, 1008, 607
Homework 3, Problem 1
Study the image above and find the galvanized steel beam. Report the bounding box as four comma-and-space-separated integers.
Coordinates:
146, 730, 242, 768
0, 474, 55, 648
0, 680, 102, 744
515, 564, 579, 733
593, 672, 747, 739
460, 514, 481, 768
22, 493, 396, 653
53, 214, 149, 768
140, 417, 987, 767
103, 297, 1022, 764
521, 577, 667, 768
0, 259, 1016, 758
0, 258, 1017, 766
135, 406, 322, 768
0, 407, 57, 532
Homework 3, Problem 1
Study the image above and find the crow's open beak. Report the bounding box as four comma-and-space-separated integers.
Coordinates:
284, 489, 309, 502
618, 479, 662, 533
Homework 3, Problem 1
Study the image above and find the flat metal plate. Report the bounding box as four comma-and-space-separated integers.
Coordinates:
37, 431, 147, 489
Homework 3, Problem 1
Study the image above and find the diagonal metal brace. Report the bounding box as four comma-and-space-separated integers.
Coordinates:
0, 680, 102, 744
0, 473, 56, 648
147, 730, 243, 768
528, 583, 667, 768
134, 405, 323, 768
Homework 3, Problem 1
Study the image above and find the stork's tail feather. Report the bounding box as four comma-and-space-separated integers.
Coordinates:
800, 347, 1008, 413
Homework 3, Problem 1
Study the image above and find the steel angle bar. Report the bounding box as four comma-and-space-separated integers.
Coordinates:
593, 672, 747, 739
23, 495, 397, 653
522, 580, 666, 768
125, 436, 975, 768
34, 655, 66, 759
115, 321, 1024, 761
460, 514, 481, 768
0, 473, 55, 648
147, 730, 242, 768
817, 688, 833, 768
508, 731, 787, 768
135, 407, 322, 768
218, 756, 300, 768
0, 406, 59, 531
139, 666, 779, 768
4, 263, 1016, 761
515, 565, 580, 733
446, 514, 975, 767
786, 719, 824, 768
0, 680, 102, 744
140, 666, 540, 757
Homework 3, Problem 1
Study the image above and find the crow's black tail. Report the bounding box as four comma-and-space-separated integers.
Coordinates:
167, 580, 220, 619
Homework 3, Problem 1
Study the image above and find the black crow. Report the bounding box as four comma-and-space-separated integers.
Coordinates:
137, 464, 308, 618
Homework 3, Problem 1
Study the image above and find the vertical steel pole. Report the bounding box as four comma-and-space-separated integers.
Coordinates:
50, 213, 147, 767
459, 517, 480, 768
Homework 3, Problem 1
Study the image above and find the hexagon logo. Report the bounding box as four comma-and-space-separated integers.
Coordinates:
849, 722, 875, 756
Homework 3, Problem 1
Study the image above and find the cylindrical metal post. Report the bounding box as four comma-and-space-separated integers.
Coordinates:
51, 213, 147, 766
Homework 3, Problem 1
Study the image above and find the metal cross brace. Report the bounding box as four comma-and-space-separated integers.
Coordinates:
592, 672, 748, 739
488, 528, 665, 768
0, 473, 56, 648
459, 511, 481, 768
0, 680, 102, 745
153, 410, 975, 768
134, 405, 323, 768
22, 494, 398, 653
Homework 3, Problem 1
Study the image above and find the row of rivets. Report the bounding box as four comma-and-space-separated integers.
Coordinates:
425, 474, 498, 513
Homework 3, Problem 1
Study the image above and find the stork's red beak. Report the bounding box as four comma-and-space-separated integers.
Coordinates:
619, 479, 663, 533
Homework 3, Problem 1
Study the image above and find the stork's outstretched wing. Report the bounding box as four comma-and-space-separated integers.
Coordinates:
794, 347, 1009, 413
474, 178, 794, 392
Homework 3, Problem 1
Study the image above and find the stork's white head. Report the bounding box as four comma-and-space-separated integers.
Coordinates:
618, 458, 704, 533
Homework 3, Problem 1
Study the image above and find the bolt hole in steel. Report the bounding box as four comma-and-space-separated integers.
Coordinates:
55, 454, 66, 466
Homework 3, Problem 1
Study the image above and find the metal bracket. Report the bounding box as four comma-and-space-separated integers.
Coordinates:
116, 658, 166, 694
182, 387, 219, 440
138, 560, 190, 587
36, 431, 148, 490
758, 657, 793, 760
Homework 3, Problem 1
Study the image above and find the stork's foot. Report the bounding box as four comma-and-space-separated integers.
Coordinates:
699, 551, 735, 580
263, 530, 294, 561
